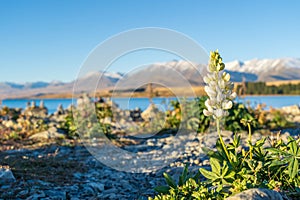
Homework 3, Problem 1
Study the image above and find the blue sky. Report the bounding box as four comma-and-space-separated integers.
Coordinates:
0, 0, 299, 83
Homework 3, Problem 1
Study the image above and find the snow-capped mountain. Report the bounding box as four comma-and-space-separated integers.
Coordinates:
1, 58, 300, 98
225, 58, 300, 81
117, 60, 207, 89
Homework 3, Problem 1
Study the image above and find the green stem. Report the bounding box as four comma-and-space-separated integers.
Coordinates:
247, 122, 253, 160
216, 118, 231, 163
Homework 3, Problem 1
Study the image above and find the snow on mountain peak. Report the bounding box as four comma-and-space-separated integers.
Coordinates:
225, 60, 243, 71
103, 71, 123, 79
225, 58, 300, 74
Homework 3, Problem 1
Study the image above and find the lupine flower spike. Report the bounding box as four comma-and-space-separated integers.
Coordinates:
203, 50, 236, 119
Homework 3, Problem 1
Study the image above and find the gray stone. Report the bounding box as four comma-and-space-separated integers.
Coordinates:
226, 188, 283, 200
87, 182, 105, 192
44, 190, 66, 199
26, 191, 46, 199
281, 105, 300, 115
141, 104, 160, 121
29, 127, 65, 140
0, 166, 16, 184
77, 93, 92, 109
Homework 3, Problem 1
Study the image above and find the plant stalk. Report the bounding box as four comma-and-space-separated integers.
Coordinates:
216, 118, 231, 163
247, 122, 253, 160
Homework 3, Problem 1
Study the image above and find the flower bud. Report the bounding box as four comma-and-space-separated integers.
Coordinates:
223, 72, 230, 82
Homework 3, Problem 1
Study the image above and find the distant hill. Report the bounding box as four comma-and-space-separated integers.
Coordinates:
1, 58, 300, 98
115, 61, 206, 89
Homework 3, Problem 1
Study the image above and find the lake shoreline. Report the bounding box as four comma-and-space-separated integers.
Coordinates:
3, 93, 300, 101
1, 95, 300, 115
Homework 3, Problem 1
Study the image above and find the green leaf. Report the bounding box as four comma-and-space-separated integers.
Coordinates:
255, 138, 266, 147
163, 173, 176, 188
269, 160, 286, 167
199, 168, 219, 180
202, 147, 214, 156
216, 139, 226, 159
233, 134, 241, 147
222, 164, 229, 177
229, 151, 237, 164
287, 137, 298, 155
179, 164, 188, 186
216, 184, 223, 192
154, 186, 170, 194
224, 171, 235, 179
210, 157, 221, 175
266, 147, 289, 156
192, 171, 201, 180
288, 158, 298, 179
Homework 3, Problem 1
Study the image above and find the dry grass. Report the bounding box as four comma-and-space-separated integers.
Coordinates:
265, 79, 300, 86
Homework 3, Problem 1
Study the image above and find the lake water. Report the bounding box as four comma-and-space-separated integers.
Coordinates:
237, 96, 300, 109
1, 96, 299, 114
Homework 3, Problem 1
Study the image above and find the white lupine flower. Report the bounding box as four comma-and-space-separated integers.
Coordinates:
218, 79, 226, 89
215, 109, 224, 118
203, 76, 211, 84
222, 101, 233, 110
230, 92, 237, 99
205, 99, 213, 112
203, 50, 236, 119
203, 109, 212, 116
204, 86, 216, 97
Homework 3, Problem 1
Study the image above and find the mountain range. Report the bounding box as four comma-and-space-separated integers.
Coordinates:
1, 58, 300, 99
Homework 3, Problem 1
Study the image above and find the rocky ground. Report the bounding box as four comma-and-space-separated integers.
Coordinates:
1, 127, 299, 200
1, 95, 300, 199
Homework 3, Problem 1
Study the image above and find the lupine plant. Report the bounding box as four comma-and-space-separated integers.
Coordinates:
150, 50, 300, 200
203, 50, 236, 162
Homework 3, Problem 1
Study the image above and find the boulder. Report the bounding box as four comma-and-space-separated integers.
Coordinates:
29, 127, 65, 140
141, 104, 159, 121
54, 104, 65, 115
0, 166, 16, 185
2, 120, 16, 128
281, 105, 300, 115
226, 188, 283, 200
77, 93, 92, 109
